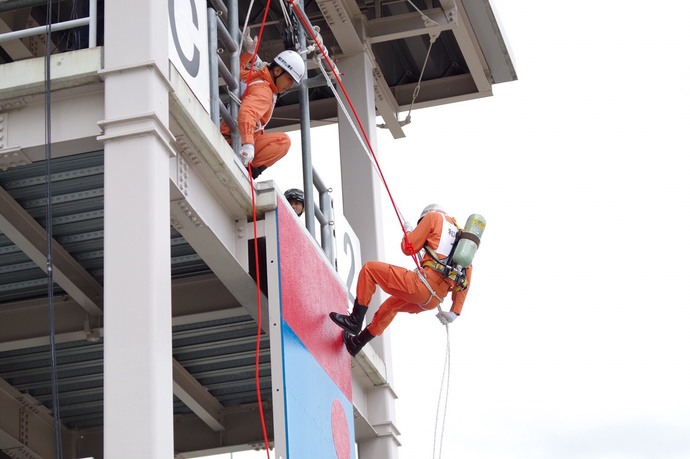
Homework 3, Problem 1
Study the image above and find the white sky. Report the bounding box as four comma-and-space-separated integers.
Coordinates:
223, 0, 690, 458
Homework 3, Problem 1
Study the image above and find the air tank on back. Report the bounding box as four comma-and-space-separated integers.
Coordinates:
452, 214, 486, 268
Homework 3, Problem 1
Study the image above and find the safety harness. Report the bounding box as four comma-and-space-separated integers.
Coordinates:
239, 79, 277, 132
413, 218, 474, 310
221, 78, 276, 143
415, 269, 443, 309
422, 223, 478, 292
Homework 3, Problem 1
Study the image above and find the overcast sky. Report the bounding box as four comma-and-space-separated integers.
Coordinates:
229, 0, 690, 458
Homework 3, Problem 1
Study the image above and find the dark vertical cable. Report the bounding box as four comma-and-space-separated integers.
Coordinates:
44, 0, 63, 457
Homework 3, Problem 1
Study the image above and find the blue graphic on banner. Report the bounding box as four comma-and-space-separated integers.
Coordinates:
282, 323, 355, 459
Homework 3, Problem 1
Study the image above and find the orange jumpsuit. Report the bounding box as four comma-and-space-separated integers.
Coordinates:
220, 52, 291, 169
359, 211, 473, 336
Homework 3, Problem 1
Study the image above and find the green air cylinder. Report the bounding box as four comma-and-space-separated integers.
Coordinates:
452, 214, 486, 268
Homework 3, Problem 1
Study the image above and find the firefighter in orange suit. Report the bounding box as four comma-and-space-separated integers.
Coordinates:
330, 204, 473, 356
221, 32, 305, 179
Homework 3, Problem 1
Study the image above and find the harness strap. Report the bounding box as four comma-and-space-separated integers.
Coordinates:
459, 231, 481, 246
227, 79, 274, 137
423, 224, 470, 291
234, 70, 270, 107
423, 261, 468, 291
424, 244, 442, 263
415, 268, 443, 310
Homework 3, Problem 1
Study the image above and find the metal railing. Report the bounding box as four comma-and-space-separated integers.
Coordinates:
0, 0, 338, 265
313, 170, 335, 265
0, 0, 98, 48
207, 0, 240, 153
206, 1, 338, 267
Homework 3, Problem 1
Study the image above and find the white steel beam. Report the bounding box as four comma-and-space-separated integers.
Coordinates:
171, 403, 273, 450
101, 109, 174, 459
0, 11, 33, 61
168, 66, 255, 219
172, 360, 225, 432
337, 53, 400, 459
0, 274, 249, 352
316, 0, 405, 138
0, 47, 102, 101
263, 207, 286, 459
101, 0, 175, 451
439, 0, 491, 93
0, 185, 104, 316
0, 377, 74, 459
461, 0, 517, 83
394, 72, 485, 111
315, 0, 364, 52
169, 148, 270, 333
366, 8, 453, 44
76, 405, 274, 457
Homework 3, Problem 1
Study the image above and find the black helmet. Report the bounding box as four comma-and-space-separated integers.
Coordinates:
284, 188, 304, 203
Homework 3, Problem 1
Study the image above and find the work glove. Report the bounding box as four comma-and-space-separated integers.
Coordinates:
242, 28, 256, 54
308, 26, 326, 55
239, 143, 255, 167
436, 310, 457, 326
403, 221, 413, 233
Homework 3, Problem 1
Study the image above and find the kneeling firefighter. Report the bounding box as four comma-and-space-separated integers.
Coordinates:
329, 204, 483, 356
221, 31, 306, 179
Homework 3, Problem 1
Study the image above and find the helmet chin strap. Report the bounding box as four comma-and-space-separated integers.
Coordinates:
273, 68, 289, 87
271, 68, 281, 83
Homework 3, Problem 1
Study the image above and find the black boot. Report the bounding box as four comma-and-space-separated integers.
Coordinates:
329, 301, 367, 334
250, 165, 267, 179
344, 328, 375, 356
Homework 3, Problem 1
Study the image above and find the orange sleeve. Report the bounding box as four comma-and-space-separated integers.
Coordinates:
220, 120, 232, 141
240, 51, 249, 69
236, 52, 276, 145
400, 212, 440, 255
237, 82, 273, 145
450, 264, 472, 315
239, 50, 256, 70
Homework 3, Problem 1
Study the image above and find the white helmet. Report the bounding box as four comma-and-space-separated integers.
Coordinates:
419, 203, 446, 221
273, 50, 305, 83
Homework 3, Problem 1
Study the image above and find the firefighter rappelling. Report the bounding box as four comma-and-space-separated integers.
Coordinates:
0, 0, 517, 457
330, 205, 485, 356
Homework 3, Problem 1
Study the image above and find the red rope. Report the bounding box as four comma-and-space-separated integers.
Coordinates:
249, 167, 271, 459
286, 0, 420, 269
245, 3, 273, 457
245, 5, 421, 455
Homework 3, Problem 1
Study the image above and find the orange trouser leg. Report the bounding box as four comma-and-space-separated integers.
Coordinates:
251, 132, 291, 168
368, 296, 429, 336
356, 261, 442, 335
356, 261, 436, 305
